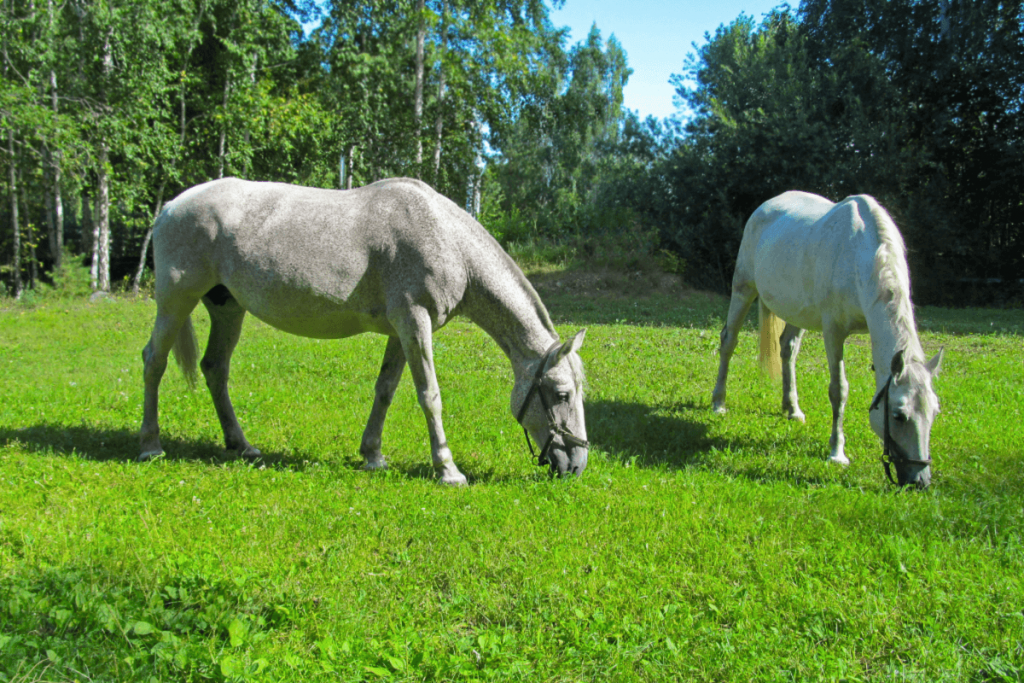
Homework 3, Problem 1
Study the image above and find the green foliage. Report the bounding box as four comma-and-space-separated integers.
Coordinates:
3, 0, 1020, 305
1, 295, 1023, 681
636, 2, 1024, 297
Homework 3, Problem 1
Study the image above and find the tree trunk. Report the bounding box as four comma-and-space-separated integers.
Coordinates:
414, 0, 425, 174
89, 193, 99, 290
7, 126, 22, 300
346, 145, 355, 189
80, 191, 93, 255
95, 26, 113, 293
47, 0, 63, 268
242, 51, 256, 178
96, 140, 110, 292
19, 166, 36, 290
132, 180, 165, 295
217, 77, 229, 178
433, 0, 448, 184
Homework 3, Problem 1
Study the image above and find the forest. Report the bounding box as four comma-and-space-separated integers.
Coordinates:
1, 0, 1022, 305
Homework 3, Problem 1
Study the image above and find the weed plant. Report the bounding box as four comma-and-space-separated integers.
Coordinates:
0, 284, 1022, 681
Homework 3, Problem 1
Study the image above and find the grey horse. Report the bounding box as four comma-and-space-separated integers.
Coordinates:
139, 177, 588, 484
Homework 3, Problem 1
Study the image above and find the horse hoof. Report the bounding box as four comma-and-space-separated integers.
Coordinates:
828, 454, 850, 467
138, 449, 163, 462
712, 403, 727, 415
440, 472, 468, 487
787, 411, 806, 423
362, 459, 388, 472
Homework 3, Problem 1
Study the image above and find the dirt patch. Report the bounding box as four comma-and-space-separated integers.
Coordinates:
530, 267, 676, 297
528, 266, 723, 304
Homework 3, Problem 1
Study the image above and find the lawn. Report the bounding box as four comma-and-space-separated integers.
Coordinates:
0, 283, 1022, 682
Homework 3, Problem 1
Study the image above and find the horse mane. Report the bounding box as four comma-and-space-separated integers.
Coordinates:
863, 198, 925, 363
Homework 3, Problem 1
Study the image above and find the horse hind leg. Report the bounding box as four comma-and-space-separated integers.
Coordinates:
711, 282, 757, 414
360, 336, 407, 471
780, 324, 806, 422
140, 301, 200, 460
200, 286, 259, 457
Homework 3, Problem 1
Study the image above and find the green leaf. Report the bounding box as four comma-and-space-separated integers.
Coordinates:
220, 654, 243, 677
131, 621, 155, 636
228, 618, 247, 647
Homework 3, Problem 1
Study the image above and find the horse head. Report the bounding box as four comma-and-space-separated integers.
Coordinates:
870, 348, 944, 489
514, 329, 589, 477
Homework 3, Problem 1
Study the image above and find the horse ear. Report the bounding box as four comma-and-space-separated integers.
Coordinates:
925, 347, 944, 376
890, 348, 906, 378
552, 329, 586, 365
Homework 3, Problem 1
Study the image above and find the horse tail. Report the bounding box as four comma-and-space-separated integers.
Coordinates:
172, 315, 200, 390
758, 299, 784, 380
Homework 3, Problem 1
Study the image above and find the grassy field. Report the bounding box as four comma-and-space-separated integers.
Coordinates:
1, 279, 1022, 682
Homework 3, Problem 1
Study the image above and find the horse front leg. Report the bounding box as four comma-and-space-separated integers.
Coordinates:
711, 284, 756, 413
360, 336, 407, 471
780, 324, 806, 422
391, 306, 467, 486
823, 327, 850, 465
200, 293, 258, 457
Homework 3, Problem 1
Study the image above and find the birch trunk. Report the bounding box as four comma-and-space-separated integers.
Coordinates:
414, 0, 425, 174
433, 0, 448, 183
7, 126, 22, 300
18, 166, 36, 290
131, 180, 165, 294
96, 141, 110, 292
47, 0, 63, 267
217, 77, 229, 178
94, 28, 113, 292
346, 145, 355, 189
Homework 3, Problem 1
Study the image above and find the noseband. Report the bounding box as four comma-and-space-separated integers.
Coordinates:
516, 341, 590, 468
869, 374, 930, 485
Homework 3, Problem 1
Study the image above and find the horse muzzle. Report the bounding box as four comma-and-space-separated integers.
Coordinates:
893, 460, 931, 490
546, 441, 589, 477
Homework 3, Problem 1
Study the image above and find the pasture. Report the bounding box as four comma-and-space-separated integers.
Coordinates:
1, 286, 1022, 682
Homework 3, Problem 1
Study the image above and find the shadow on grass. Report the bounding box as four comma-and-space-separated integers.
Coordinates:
1, 421, 552, 485
0, 422, 318, 471
587, 398, 851, 488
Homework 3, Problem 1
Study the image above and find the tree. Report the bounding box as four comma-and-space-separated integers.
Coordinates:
489, 24, 631, 236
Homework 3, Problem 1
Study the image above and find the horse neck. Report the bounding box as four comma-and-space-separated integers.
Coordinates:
463, 267, 558, 374
866, 294, 925, 389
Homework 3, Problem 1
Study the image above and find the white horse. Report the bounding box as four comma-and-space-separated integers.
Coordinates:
711, 191, 943, 488
140, 177, 588, 485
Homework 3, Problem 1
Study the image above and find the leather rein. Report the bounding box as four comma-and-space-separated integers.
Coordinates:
516, 341, 590, 467
869, 374, 931, 485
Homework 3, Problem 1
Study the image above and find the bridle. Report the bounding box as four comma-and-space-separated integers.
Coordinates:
869, 373, 931, 485
516, 341, 590, 468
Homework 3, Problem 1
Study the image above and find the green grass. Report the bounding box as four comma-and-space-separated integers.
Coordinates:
1, 289, 1022, 682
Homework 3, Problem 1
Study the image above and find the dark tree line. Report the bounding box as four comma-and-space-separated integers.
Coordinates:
3, 0, 1021, 305
595, 0, 1023, 303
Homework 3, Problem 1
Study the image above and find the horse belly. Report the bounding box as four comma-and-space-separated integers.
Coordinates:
252, 306, 394, 339
227, 275, 395, 339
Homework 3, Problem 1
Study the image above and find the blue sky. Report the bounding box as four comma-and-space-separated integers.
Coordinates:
549, 0, 789, 120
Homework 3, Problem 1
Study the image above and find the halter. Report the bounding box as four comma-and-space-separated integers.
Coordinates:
869, 373, 931, 485
516, 341, 590, 468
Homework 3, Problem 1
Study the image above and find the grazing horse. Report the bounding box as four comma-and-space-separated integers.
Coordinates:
711, 191, 943, 488
139, 177, 588, 485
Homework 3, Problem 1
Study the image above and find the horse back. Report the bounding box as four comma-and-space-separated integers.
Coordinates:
152, 178, 478, 338
738, 191, 885, 332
